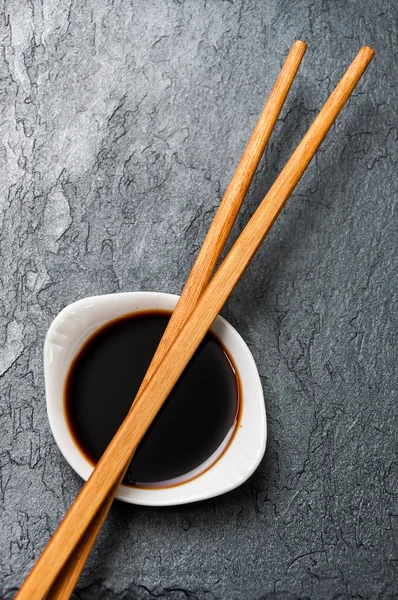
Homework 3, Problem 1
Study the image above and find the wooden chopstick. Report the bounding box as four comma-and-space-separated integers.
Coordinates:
16, 45, 374, 600
46, 39, 307, 600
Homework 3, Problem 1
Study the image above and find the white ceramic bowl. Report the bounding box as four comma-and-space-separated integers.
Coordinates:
44, 292, 266, 506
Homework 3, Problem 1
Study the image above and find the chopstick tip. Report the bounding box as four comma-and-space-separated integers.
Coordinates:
361, 45, 375, 58
355, 45, 375, 70
293, 39, 307, 50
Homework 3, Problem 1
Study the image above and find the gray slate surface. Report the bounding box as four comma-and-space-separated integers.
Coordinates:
0, 1, 397, 599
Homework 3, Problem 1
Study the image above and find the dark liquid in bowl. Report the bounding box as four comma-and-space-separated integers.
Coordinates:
65, 311, 240, 487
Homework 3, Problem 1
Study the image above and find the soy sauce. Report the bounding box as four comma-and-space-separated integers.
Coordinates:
65, 311, 240, 487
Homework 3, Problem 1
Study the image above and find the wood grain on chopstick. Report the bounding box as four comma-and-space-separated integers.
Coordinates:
16, 45, 374, 600
45, 39, 307, 600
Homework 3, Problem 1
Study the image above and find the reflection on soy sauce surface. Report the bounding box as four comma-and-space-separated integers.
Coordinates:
65, 311, 240, 487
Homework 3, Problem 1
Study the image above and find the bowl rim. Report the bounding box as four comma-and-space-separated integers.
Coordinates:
44, 291, 267, 506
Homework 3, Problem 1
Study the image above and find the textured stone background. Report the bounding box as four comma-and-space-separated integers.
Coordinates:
0, 1, 397, 599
